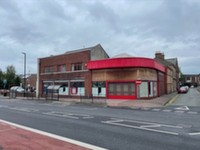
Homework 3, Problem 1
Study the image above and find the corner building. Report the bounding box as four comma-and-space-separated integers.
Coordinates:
87, 57, 166, 99
37, 44, 179, 100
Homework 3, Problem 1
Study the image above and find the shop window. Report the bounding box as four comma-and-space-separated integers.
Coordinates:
139, 82, 148, 98
108, 82, 135, 96
139, 81, 157, 98
63, 87, 66, 92
92, 81, 106, 97
59, 86, 69, 95
154, 82, 157, 96
70, 81, 85, 96
70, 82, 84, 87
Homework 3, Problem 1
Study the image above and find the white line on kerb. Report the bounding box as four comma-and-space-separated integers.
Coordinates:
0, 119, 108, 150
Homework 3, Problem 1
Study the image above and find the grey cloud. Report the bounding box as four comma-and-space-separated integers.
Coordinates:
86, 1, 120, 32
0, 0, 200, 74
38, 0, 72, 21
142, 0, 200, 40
0, 0, 18, 12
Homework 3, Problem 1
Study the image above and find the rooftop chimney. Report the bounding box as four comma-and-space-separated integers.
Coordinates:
155, 51, 165, 60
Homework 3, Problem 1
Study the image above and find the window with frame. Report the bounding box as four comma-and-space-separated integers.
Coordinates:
57, 64, 66, 72
108, 82, 135, 96
44, 66, 54, 73
71, 63, 83, 71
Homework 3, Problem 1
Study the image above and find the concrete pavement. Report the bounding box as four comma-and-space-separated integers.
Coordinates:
106, 92, 178, 109
1, 92, 178, 109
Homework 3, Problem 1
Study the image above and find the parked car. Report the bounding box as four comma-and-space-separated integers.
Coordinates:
178, 86, 188, 94
0, 89, 9, 96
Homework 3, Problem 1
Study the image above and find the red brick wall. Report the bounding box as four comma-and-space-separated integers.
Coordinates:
40, 51, 90, 73
26, 74, 37, 88
39, 50, 92, 97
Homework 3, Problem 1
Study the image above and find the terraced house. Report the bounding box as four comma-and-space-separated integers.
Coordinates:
37, 44, 180, 100
154, 52, 180, 94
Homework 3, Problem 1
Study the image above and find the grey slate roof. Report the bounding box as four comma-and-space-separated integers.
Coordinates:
155, 57, 180, 72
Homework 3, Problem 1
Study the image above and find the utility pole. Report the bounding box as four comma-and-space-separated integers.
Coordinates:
22, 52, 26, 97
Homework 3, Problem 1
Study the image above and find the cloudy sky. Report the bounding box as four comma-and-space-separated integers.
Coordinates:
0, 0, 200, 74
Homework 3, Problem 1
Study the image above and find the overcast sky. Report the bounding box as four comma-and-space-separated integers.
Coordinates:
0, 0, 200, 74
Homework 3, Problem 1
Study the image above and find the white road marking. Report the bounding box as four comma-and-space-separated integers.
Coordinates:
163, 109, 172, 112
109, 118, 183, 128
152, 109, 161, 111
0, 119, 107, 150
9, 107, 38, 112
102, 121, 179, 135
83, 116, 94, 119
174, 110, 185, 113
187, 111, 198, 114
102, 118, 181, 136
43, 111, 94, 120
43, 112, 79, 119
0, 105, 8, 108
175, 106, 190, 111
189, 132, 200, 136
140, 124, 161, 128
105, 119, 124, 123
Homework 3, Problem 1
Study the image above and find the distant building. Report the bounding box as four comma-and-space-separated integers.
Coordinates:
26, 74, 37, 91
182, 74, 200, 87
20, 74, 37, 91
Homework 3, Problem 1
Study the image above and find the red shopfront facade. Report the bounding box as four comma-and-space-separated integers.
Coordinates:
87, 57, 166, 100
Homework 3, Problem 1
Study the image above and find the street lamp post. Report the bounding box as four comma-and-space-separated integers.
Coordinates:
22, 52, 26, 97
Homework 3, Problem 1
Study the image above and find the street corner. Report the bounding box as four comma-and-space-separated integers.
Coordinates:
0, 120, 106, 150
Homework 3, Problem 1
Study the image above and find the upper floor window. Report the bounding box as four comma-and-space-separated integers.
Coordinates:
57, 64, 66, 72
71, 63, 83, 71
44, 66, 54, 73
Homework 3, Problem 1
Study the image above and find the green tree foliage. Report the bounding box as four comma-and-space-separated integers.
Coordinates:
0, 65, 21, 89
0, 69, 4, 88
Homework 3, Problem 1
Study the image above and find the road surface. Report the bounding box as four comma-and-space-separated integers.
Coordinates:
0, 90, 200, 150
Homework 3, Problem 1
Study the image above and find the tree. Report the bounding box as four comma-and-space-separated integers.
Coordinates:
5, 65, 16, 88
0, 65, 21, 89
15, 76, 21, 86
0, 69, 4, 89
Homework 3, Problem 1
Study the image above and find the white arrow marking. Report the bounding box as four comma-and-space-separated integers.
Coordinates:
175, 106, 189, 111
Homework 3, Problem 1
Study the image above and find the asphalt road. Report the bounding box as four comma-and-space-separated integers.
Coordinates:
0, 92, 200, 150
172, 88, 200, 106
